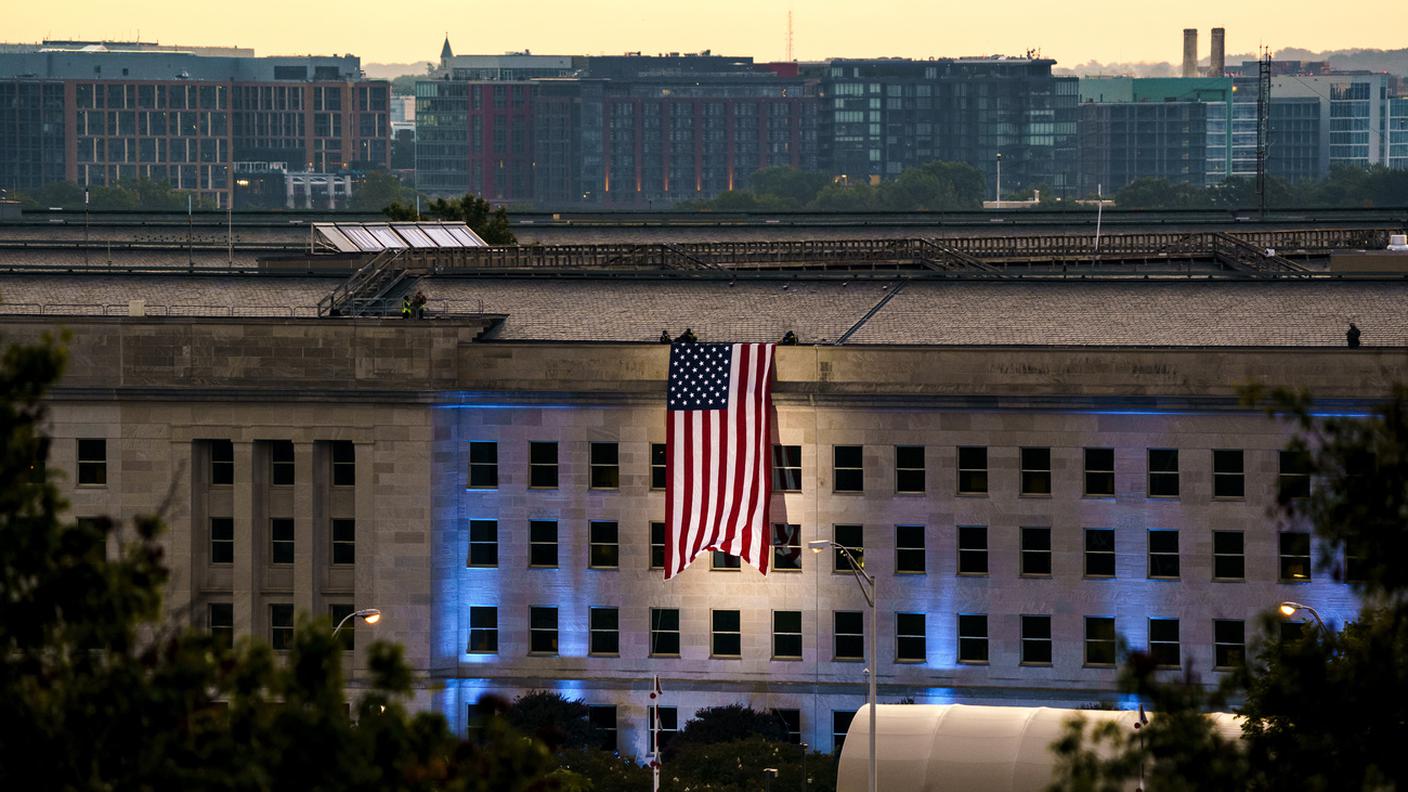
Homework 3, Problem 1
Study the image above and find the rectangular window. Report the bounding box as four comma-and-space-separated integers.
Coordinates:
957, 446, 988, 494
1022, 615, 1053, 665
1020, 527, 1052, 576
331, 518, 355, 565
468, 519, 498, 567
1279, 450, 1311, 499
1213, 530, 1244, 579
712, 609, 742, 657
529, 606, 558, 654
330, 603, 355, 650
1212, 449, 1244, 498
834, 525, 864, 573
834, 611, 864, 660
1020, 447, 1052, 495
590, 607, 620, 656
957, 614, 988, 664
1280, 532, 1312, 581
589, 442, 620, 489
210, 439, 234, 485
1085, 528, 1115, 577
210, 517, 234, 564
773, 445, 802, 491
772, 523, 802, 571
527, 520, 557, 568
269, 603, 294, 651
590, 706, 618, 752
773, 708, 802, 744
270, 518, 294, 565
331, 440, 355, 486
833, 711, 855, 754
833, 445, 864, 492
895, 445, 925, 493
957, 526, 988, 575
647, 707, 678, 753
1085, 616, 1117, 666
650, 522, 666, 569
1149, 618, 1180, 668
77, 438, 107, 486
896, 612, 926, 662
1148, 449, 1179, 497
1213, 619, 1245, 669
270, 440, 294, 486
1345, 543, 1367, 583
895, 525, 925, 573
468, 442, 498, 488
589, 521, 619, 569
529, 442, 558, 488
468, 606, 498, 653
651, 443, 667, 489
712, 551, 742, 570
773, 610, 803, 659
1148, 530, 1180, 579
209, 602, 234, 648
1084, 448, 1114, 496
650, 608, 681, 656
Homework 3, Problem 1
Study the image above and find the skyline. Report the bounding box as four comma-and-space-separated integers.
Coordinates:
8, 0, 1407, 69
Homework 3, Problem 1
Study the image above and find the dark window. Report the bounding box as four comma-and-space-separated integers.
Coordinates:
1345, 543, 1367, 583
1085, 616, 1117, 665
529, 442, 558, 488
1213, 531, 1244, 579
589, 442, 619, 489
77, 438, 107, 486
712, 609, 741, 657
651, 443, 667, 489
468, 520, 498, 567
834, 525, 864, 572
590, 607, 620, 655
650, 522, 666, 569
896, 612, 926, 662
589, 521, 619, 569
833, 445, 864, 492
269, 604, 294, 651
468, 606, 497, 653
1021, 527, 1052, 576
331, 518, 355, 565
773, 610, 803, 659
468, 442, 497, 488
209, 602, 234, 648
650, 608, 681, 656
330, 603, 355, 650
1020, 447, 1052, 495
1084, 448, 1114, 496
529, 606, 558, 654
210, 439, 234, 485
530, 520, 558, 568
1085, 528, 1115, 577
773, 708, 802, 744
589, 706, 618, 752
957, 446, 988, 494
1148, 530, 1180, 579
1022, 615, 1053, 665
834, 611, 864, 660
331, 440, 355, 486
772, 523, 802, 571
210, 517, 234, 564
1212, 449, 1244, 498
958, 614, 988, 664
1280, 532, 1312, 581
895, 525, 925, 573
773, 445, 802, 491
957, 525, 988, 575
1279, 450, 1311, 499
270, 441, 294, 486
895, 445, 925, 493
1214, 619, 1245, 669
1149, 618, 1180, 668
270, 518, 294, 564
1148, 449, 1179, 497
712, 551, 741, 570
647, 707, 678, 753
833, 710, 855, 753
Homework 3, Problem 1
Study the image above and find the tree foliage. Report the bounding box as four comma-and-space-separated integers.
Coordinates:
690, 161, 986, 212
668, 703, 791, 756
1114, 167, 1408, 210
502, 691, 597, 752
11, 179, 215, 211
665, 736, 836, 792
384, 193, 517, 244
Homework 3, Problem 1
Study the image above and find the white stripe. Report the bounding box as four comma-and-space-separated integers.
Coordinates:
670, 410, 687, 575
736, 343, 760, 562
750, 345, 774, 566
685, 409, 705, 571
703, 407, 723, 553
717, 344, 742, 556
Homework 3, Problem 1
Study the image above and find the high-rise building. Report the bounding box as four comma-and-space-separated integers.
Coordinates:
1077, 101, 1208, 194
1389, 97, 1408, 171
1268, 71, 1394, 170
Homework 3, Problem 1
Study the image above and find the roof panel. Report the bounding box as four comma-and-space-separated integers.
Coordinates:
311, 223, 361, 254
365, 224, 408, 249
422, 226, 461, 247
446, 226, 487, 247
337, 225, 383, 253
391, 224, 437, 248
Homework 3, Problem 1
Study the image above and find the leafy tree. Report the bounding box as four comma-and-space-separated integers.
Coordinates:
746, 166, 833, 207
502, 691, 597, 752
384, 193, 517, 244
350, 170, 414, 212
665, 736, 835, 792
552, 749, 652, 792
14, 179, 212, 211
668, 704, 790, 756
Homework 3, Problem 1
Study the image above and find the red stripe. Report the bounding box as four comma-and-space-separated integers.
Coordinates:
664, 413, 676, 579
676, 411, 693, 576
755, 346, 774, 573
740, 345, 765, 572
690, 410, 713, 561
719, 344, 750, 556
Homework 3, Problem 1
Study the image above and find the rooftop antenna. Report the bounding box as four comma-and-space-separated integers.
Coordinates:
1256, 45, 1271, 220
786, 10, 794, 62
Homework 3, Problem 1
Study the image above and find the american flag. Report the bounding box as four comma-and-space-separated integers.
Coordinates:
664, 342, 775, 579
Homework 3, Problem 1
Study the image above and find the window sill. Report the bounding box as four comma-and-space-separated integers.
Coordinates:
1147, 576, 1181, 581
956, 572, 989, 578
772, 656, 804, 662
1019, 493, 1053, 499
466, 651, 498, 656
466, 564, 499, 570
894, 490, 926, 496
1081, 494, 1116, 500
1083, 574, 1115, 580
895, 570, 927, 576
955, 491, 989, 498
1020, 662, 1053, 668
1211, 576, 1246, 583
588, 652, 620, 658
75, 484, 108, 490
956, 660, 989, 666
1083, 663, 1117, 669
832, 657, 865, 663
528, 565, 559, 570
463, 487, 497, 492
710, 655, 742, 660
1019, 573, 1053, 579
894, 659, 926, 665
649, 653, 682, 659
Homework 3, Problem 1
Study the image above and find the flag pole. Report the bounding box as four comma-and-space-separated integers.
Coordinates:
650, 675, 662, 792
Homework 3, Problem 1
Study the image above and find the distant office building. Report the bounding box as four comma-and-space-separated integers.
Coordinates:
1077, 101, 1208, 194
1389, 97, 1408, 171
0, 79, 66, 192
1270, 72, 1393, 170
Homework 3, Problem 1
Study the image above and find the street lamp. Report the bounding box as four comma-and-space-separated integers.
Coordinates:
227, 173, 251, 265
995, 152, 1003, 203
334, 607, 383, 637
1278, 601, 1328, 634
808, 539, 877, 792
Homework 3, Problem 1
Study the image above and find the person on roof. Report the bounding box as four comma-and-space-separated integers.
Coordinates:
401, 295, 413, 320
413, 291, 428, 320
1347, 322, 1361, 348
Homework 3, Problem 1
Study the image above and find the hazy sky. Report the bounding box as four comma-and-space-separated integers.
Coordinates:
9, 0, 1407, 67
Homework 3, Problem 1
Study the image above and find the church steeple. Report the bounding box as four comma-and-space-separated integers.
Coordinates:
440, 34, 454, 62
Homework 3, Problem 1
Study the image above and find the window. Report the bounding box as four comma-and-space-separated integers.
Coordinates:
529, 442, 558, 488
651, 443, 667, 489
1212, 449, 1244, 498
957, 446, 988, 494
1148, 449, 1179, 497
468, 520, 498, 567
468, 606, 497, 653
1214, 619, 1245, 669
773, 708, 802, 744
833, 525, 863, 572
834, 611, 864, 660
1213, 531, 1244, 579
650, 522, 666, 569
1149, 618, 1180, 668
1280, 532, 1311, 581
331, 518, 355, 565
1344, 543, 1367, 583
269, 604, 294, 651
590, 607, 620, 655
833, 445, 864, 492
77, 438, 107, 486
712, 610, 742, 657
1279, 450, 1311, 499
833, 710, 855, 753
589, 442, 619, 489
1020, 527, 1052, 576
957, 614, 988, 664
773, 610, 803, 659
530, 520, 558, 568
270, 441, 294, 486
270, 518, 294, 565
209, 602, 234, 648
1085, 617, 1117, 666
957, 526, 988, 575
1148, 530, 1180, 579
1084, 448, 1114, 496
647, 707, 679, 753
589, 706, 618, 751
650, 608, 681, 656
895, 525, 925, 573
712, 551, 741, 570
331, 440, 355, 486
210, 439, 234, 485
529, 606, 558, 654
330, 604, 355, 650
1022, 615, 1053, 665
210, 517, 234, 564
895, 445, 925, 493
773, 445, 802, 491
1020, 447, 1052, 495
773, 523, 802, 571
896, 612, 926, 662
468, 442, 498, 488
589, 521, 619, 569
1085, 529, 1115, 577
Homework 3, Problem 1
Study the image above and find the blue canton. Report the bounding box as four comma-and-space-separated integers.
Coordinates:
668, 343, 732, 410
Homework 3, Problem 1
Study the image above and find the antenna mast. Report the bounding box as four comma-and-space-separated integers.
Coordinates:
787, 10, 794, 62
1256, 46, 1271, 219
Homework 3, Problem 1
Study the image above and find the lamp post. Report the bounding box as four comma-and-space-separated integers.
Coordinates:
809, 539, 877, 792
333, 607, 383, 638
227, 172, 251, 266
994, 152, 1003, 204
1278, 601, 1328, 634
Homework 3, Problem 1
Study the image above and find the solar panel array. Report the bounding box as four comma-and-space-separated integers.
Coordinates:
313, 222, 488, 254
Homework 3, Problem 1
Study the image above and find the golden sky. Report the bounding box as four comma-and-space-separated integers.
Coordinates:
8, 0, 1406, 68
